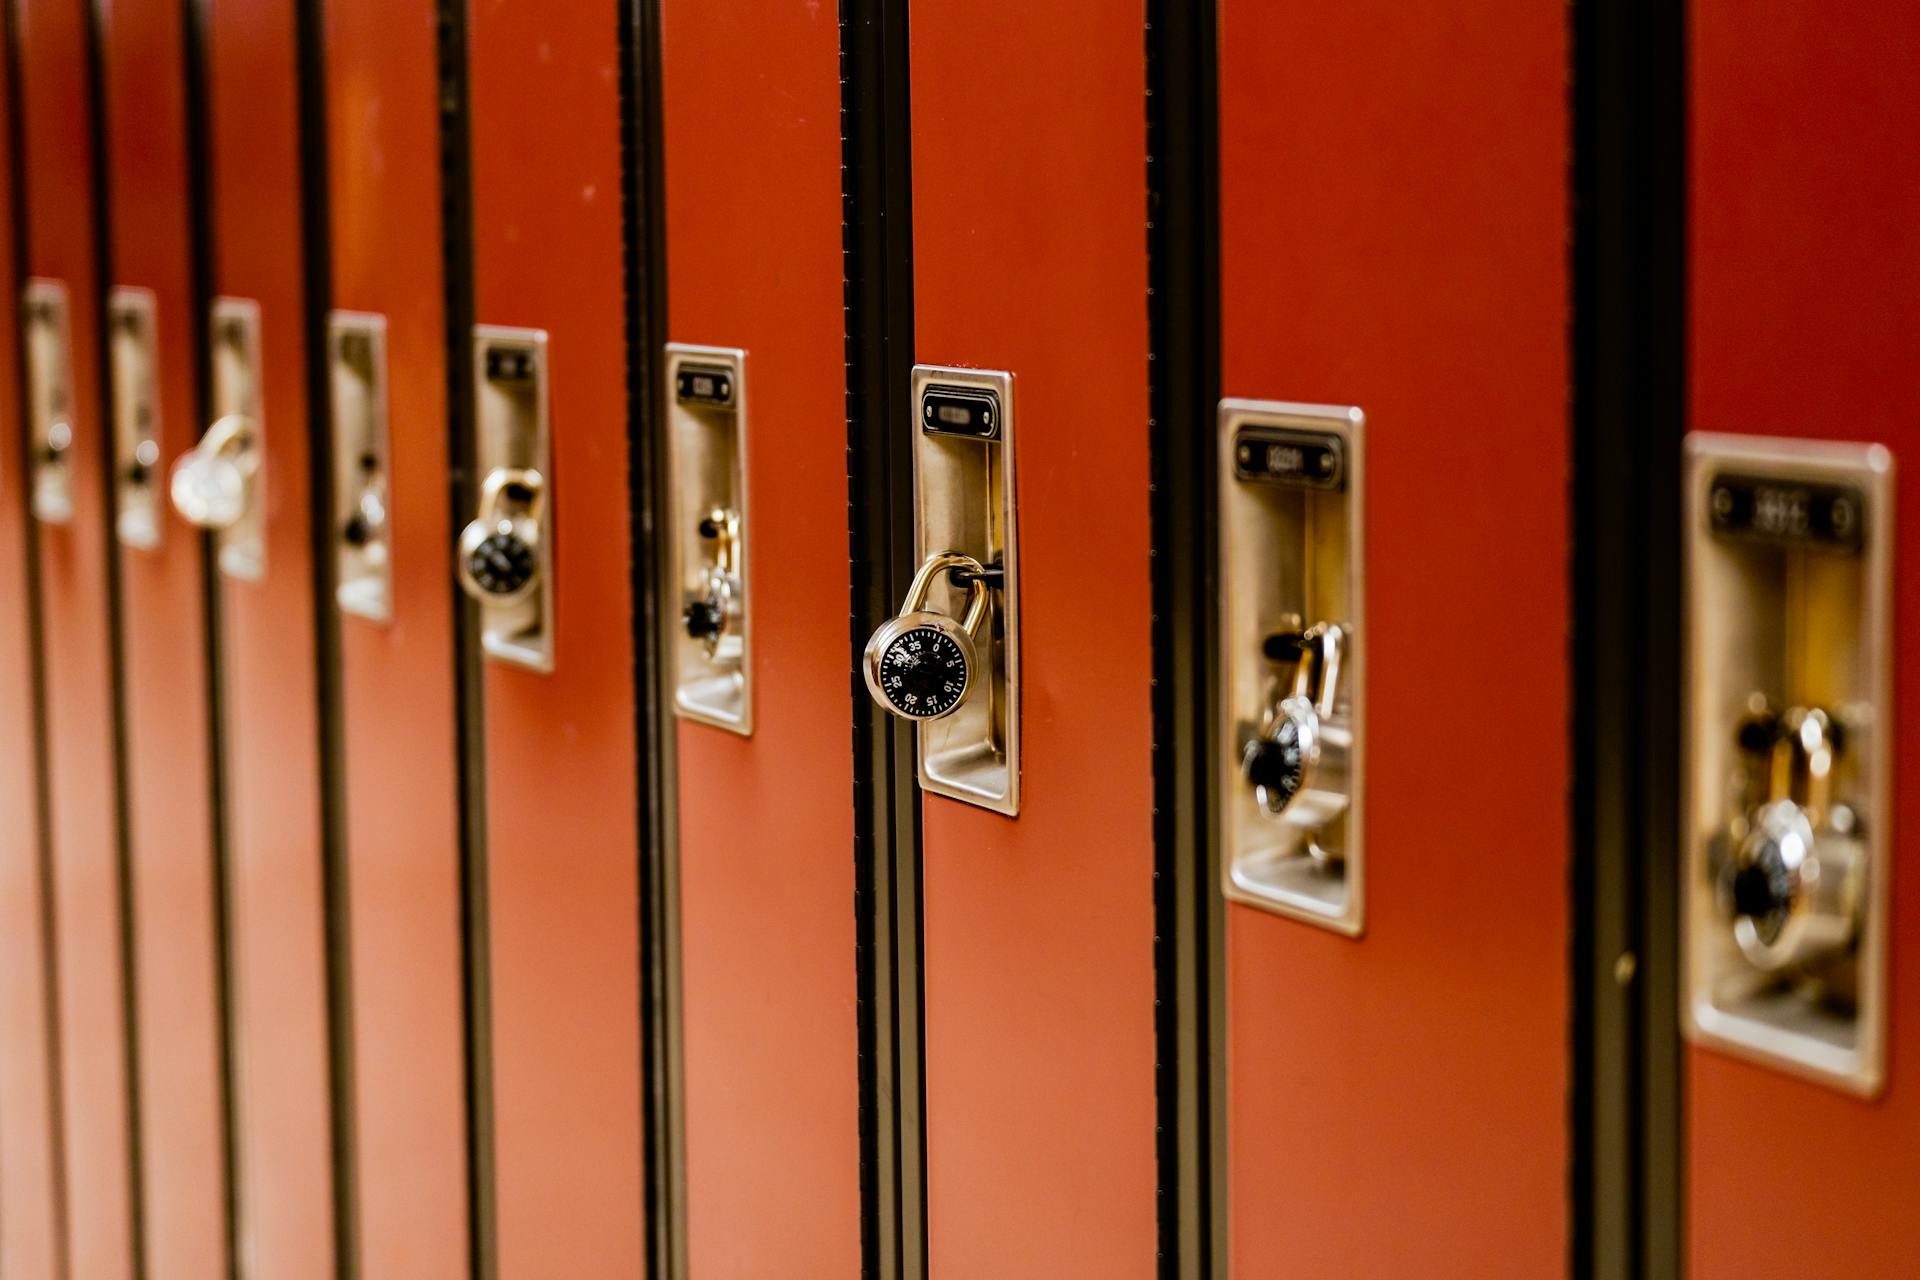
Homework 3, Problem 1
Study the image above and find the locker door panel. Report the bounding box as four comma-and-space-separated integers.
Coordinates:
98, 0, 228, 1272
463, 2, 645, 1272
16, 1, 137, 1274
322, 0, 468, 1272
202, 0, 335, 1272
0, 23, 63, 1277
1687, 5, 1920, 1273
907, 3, 1158, 1272
659, 2, 862, 1273
1218, 4, 1570, 1274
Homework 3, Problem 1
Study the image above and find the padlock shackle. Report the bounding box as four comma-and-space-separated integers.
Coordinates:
1287, 623, 1346, 719
699, 505, 741, 577
195, 412, 257, 468
1770, 706, 1836, 825
479, 465, 545, 525
1314, 624, 1345, 719
902, 550, 990, 638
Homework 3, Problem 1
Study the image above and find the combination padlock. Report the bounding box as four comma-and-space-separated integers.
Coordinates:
457, 467, 545, 604
169, 413, 257, 529
863, 551, 992, 721
1241, 622, 1352, 834
682, 506, 740, 655
1717, 705, 1864, 972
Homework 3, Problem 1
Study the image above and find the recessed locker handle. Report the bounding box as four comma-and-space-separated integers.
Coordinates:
1217, 400, 1365, 933
23, 279, 77, 524
465, 325, 553, 672
1681, 432, 1891, 1094
664, 343, 751, 731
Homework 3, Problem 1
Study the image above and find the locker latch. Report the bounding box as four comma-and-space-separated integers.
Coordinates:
22, 280, 75, 525
665, 344, 751, 733
1217, 400, 1366, 934
463, 326, 553, 671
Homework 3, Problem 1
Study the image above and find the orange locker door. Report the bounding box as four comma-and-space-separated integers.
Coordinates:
15, 0, 140, 1275
0, 18, 65, 1277
321, 0, 468, 1272
1685, 5, 1920, 1274
459, 1, 645, 1272
196, 0, 339, 1273
658, 2, 861, 1273
1217, 3, 1571, 1275
97, 0, 230, 1272
904, 2, 1159, 1272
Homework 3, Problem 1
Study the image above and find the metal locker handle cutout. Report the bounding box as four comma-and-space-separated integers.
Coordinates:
23, 279, 76, 525
864, 551, 993, 722
467, 325, 554, 672
1681, 431, 1891, 1095
108, 287, 163, 549
1217, 399, 1366, 934
665, 342, 751, 733
329, 310, 393, 622
457, 467, 546, 606
903, 364, 1020, 815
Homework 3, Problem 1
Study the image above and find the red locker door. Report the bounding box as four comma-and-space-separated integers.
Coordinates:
97, 0, 229, 1273
1686, 6, 1920, 1274
322, 0, 468, 1272
907, 3, 1159, 1272
1217, 4, 1570, 1275
462, 2, 645, 1272
0, 22, 64, 1278
15, 1, 139, 1275
199, 0, 336, 1273
659, 3, 862, 1273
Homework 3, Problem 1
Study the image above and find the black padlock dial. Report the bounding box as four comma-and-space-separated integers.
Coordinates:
466, 530, 535, 596
1730, 837, 1799, 945
1243, 712, 1307, 806
878, 625, 969, 718
683, 598, 724, 640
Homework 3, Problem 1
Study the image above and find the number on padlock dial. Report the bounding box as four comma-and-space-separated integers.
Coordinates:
463, 527, 536, 597
863, 551, 992, 722
875, 621, 973, 718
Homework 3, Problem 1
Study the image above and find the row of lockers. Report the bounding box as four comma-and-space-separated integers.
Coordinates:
0, 1, 1914, 1278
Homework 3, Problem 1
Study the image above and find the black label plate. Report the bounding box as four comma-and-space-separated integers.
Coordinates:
921, 386, 999, 439
1233, 427, 1345, 491
1707, 472, 1865, 552
675, 364, 735, 407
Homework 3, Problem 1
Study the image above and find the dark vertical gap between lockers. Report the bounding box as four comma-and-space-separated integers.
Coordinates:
0, 1, 72, 1273
615, 0, 684, 1276
289, 1, 357, 1274
78, 0, 150, 1271
432, 0, 497, 1274
1569, 1, 1686, 1277
839, 2, 924, 1276
177, 0, 241, 1273
1145, 1, 1222, 1277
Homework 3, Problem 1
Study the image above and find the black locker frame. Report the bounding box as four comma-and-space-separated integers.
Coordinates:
1570, 1, 1686, 1276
